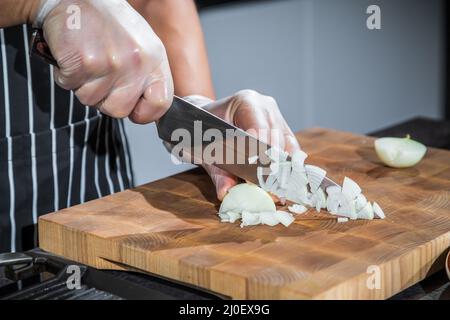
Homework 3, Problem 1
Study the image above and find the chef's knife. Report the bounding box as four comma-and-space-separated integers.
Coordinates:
156, 96, 339, 190
29, 28, 339, 190
156, 95, 274, 185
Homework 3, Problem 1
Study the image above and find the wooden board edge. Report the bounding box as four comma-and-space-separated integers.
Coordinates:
40, 212, 450, 300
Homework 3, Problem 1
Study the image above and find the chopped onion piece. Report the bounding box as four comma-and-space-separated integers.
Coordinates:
327, 193, 357, 220
327, 193, 341, 214
274, 211, 295, 227
342, 177, 362, 200
260, 212, 280, 226
288, 204, 308, 214
326, 185, 341, 195
309, 188, 327, 212
336, 194, 357, 220
355, 194, 368, 211
278, 161, 292, 189
305, 165, 326, 191
264, 172, 277, 191
269, 162, 280, 175
265, 147, 288, 162
256, 166, 266, 189
273, 187, 287, 198
357, 202, 374, 220
291, 170, 309, 185
337, 217, 349, 223
286, 186, 309, 206
301, 192, 314, 207
372, 202, 385, 219
269, 180, 280, 193
240, 211, 261, 227
291, 150, 308, 171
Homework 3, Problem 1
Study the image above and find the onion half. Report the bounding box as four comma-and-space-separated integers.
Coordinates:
374, 135, 426, 168
219, 183, 276, 214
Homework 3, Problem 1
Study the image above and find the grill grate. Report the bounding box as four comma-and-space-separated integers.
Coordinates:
5, 282, 123, 300
0, 249, 225, 300
1, 263, 124, 300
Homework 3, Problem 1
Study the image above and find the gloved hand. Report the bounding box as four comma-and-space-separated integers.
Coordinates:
33, 0, 174, 123
185, 90, 301, 200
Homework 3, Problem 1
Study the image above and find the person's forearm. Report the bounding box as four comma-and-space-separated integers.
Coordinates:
0, 0, 41, 27
130, 0, 215, 100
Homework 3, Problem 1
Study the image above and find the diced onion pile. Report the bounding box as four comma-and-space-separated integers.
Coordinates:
218, 147, 385, 227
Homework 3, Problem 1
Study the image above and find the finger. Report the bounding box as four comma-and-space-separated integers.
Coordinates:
234, 108, 275, 153
246, 127, 270, 145
96, 82, 143, 118
284, 132, 301, 156
74, 76, 113, 107
203, 164, 238, 201
278, 116, 301, 155
128, 78, 173, 124
54, 65, 85, 91
234, 106, 270, 132
54, 51, 111, 91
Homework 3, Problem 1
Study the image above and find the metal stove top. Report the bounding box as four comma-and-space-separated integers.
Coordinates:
0, 249, 225, 300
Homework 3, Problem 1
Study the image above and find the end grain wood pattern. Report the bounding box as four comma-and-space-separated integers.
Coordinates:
39, 128, 450, 299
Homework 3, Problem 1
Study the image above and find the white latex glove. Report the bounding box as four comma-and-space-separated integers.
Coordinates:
185, 90, 301, 200
33, 0, 174, 123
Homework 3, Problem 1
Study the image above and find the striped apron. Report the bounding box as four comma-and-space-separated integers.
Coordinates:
0, 25, 134, 253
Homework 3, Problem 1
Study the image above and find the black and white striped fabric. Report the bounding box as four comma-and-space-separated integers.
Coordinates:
0, 25, 134, 253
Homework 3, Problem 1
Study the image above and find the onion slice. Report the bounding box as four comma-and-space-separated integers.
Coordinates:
240, 211, 261, 227
256, 166, 266, 190
291, 150, 308, 171
373, 202, 385, 219
288, 204, 308, 214
278, 161, 292, 189
337, 194, 357, 220
355, 194, 368, 211
305, 165, 326, 191
327, 193, 341, 214
356, 202, 374, 220
265, 147, 289, 162
342, 177, 362, 200
326, 185, 341, 195
274, 211, 295, 227
310, 188, 327, 212
260, 212, 280, 226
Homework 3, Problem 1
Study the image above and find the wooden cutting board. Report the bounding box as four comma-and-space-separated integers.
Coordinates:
39, 128, 450, 299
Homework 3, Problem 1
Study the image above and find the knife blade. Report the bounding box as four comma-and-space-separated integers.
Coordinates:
157, 96, 272, 185
156, 96, 340, 191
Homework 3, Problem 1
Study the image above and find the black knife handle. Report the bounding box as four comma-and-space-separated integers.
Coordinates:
30, 28, 59, 67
